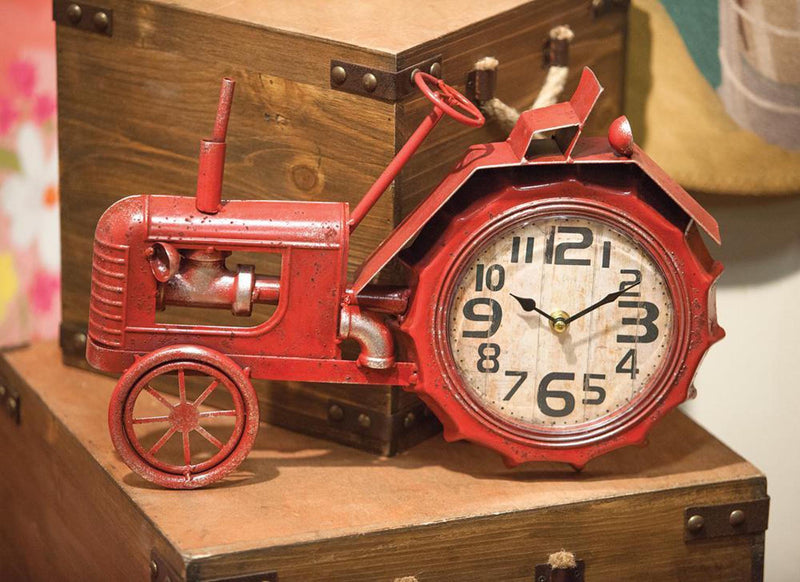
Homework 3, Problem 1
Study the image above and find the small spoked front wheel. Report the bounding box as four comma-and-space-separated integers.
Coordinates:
108, 345, 259, 489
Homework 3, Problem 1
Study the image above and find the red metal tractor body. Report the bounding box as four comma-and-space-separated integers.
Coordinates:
89, 197, 348, 365
86, 70, 723, 489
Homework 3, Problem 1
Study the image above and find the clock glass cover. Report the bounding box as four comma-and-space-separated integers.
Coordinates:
447, 215, 674, 429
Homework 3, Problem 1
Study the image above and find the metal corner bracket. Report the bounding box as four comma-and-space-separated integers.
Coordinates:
0, 378, 20, 425
684, 497, 770, 542
330, 55, 442, 102
53, 0, 113, 37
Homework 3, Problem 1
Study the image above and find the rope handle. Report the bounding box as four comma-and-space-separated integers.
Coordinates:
477, 25, 575, 134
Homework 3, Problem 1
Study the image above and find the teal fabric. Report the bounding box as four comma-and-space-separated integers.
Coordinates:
661, 0, 721, 87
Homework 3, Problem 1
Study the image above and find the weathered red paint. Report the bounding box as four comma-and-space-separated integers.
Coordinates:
87, 68, 723, 488
195, 78, 234, 214
348, 72, 484, 231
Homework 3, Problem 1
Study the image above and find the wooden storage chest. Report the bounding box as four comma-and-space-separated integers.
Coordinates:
55, 0, 629, 454
0, 343, 768, 581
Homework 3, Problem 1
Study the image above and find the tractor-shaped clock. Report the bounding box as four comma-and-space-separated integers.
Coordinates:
86, 69, 724, 489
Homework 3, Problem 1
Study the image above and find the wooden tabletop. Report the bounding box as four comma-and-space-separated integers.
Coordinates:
3, 342, 762, 559
155, 0, 532, 54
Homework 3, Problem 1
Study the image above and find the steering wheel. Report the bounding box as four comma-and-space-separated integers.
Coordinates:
414, 72, 485, 128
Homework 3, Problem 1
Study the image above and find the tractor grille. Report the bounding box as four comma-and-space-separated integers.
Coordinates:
88, 238, 128, 348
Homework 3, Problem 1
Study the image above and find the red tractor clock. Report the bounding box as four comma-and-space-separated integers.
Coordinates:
87, 69, 724, 489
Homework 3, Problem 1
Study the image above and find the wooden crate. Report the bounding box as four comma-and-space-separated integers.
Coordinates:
55, 0, 628, 454
0, 343, 768, 581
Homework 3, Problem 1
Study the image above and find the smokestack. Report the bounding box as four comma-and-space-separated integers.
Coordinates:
196, 78, 235, 214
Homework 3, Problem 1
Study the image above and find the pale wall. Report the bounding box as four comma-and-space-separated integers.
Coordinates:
684, 194, 800, 581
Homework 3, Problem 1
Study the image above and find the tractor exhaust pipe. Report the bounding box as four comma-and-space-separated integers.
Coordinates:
196, 78, 235, 214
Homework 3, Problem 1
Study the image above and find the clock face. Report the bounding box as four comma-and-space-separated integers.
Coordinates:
447, 214, 674, 429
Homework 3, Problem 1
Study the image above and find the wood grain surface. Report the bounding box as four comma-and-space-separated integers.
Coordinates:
158, 0, 534, 54
0, 343, 766, 581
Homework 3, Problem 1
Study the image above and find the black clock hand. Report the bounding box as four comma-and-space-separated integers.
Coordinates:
510, 294, 557, 323
565, 280, 641, 324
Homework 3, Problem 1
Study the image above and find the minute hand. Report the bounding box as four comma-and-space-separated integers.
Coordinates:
565, 280, 642, 324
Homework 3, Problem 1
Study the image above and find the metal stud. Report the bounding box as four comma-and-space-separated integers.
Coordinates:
328, 404, 344, 421
93, 11, 110, 32
687, 514, 705, 532
0, 384, 6, 398
729, 509, 746, 526
357, 413, 372, 428
149, 559, 158, 579
66, 3, 83, 24
361, 73, 378, 93
331, 66, 347, 85
73, 331, 87, 351
429, 62, 442, 78
403, 412, 415, 429
410, 68, 421, 84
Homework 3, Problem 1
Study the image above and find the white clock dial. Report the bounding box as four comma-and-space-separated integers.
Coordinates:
447, 215, 674, 428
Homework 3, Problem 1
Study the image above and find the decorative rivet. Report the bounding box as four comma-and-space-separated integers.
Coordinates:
410, 68, 421, 84
429, 62, 442, 78
362, 73, 378, 93
358, 413, 371, 428
403, 412, 415, 429
537, 576, 547, 582
74, 331, 87, 350
0, 384, 6, 398
149, 560, 158, 579
7, 397, 17, 416
331, 66, 347, 85
328, 404, 344, 422
687, 514, 705, 532
729, 509, 746, 526
66, 3, 82, 24
93, 11, 110, 32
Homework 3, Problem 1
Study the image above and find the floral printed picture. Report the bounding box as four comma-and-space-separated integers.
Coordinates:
0, 0, 59, 347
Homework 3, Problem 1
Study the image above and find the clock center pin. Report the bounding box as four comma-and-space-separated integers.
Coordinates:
550, 310, 570, 333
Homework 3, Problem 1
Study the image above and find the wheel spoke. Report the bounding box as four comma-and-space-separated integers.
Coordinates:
178, 369, 187, 404
198, 409, 237, 419
148, 426, 177, 455
194, 425, 223, 449
193, 379, 220, 407
145, 385, 175, 410
182, 430, 191, 466
132, 415, 171, 425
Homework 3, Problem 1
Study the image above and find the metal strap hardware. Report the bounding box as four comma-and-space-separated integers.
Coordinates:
0, 379, 20, 424
466, 68, 497, 103
684, 497, 770, 541
53, 0, 113, 36
330, 56, 442, 102
327, 398, 439, 444
534, 559, 585, 582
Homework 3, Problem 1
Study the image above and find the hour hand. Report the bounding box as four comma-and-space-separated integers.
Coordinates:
510, 294, 556, 323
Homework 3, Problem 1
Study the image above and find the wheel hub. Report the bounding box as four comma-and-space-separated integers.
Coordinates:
170, 402, 199, 432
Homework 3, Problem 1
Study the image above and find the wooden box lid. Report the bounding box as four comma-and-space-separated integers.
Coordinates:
151, 0, 533, 54
0, 342, 765, 581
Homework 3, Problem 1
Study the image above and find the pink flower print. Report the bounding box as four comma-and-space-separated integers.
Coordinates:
8, 59, 37, 98
32, 93, 56, 125
28, 269, 59, 314
0, 96, 19, 136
